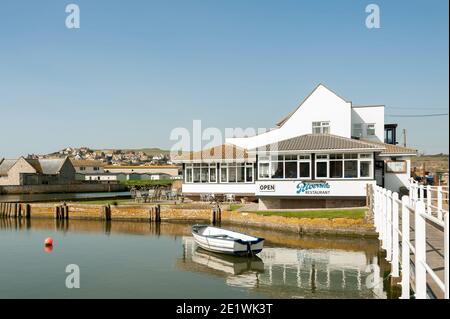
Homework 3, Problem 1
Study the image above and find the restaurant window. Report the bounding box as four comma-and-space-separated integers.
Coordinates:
228, 164, 237, 183
245, 163, 254, 183
270, 155, 284, 179
298, 155, 311, 179
316, 162, 328, 178
201, 166, 208, 183
316, 154, 328, 178
312, 121, 330, 134
285, 155, 298, 178
258, 162, 270, 179
329, 161, 343, 178
236, 165, 245, 183
299, 162, 310, 178
360, 161, 372, 178
209, 164, 217, 183
185, 164, 193, 183
220, 164, 228, 183
193, 164, 201, 183
344, 160, 358, 178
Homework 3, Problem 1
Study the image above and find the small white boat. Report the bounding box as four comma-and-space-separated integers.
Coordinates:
192, 225, 264, 256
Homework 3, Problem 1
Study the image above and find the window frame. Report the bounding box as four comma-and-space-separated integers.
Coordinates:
312, 121, 330, 134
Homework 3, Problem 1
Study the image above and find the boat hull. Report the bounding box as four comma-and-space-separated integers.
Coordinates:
192, 231, 264, 256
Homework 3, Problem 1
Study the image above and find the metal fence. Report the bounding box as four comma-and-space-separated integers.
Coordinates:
370, 180, 449, 299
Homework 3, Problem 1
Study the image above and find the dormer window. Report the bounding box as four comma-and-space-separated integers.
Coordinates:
312, 121, 330, 134
367, 124, 376, 136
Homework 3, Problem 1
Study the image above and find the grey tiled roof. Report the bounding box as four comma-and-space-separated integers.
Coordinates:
253, 134, 385, 152
360, 139, 417, 155
26, 158, 67, 174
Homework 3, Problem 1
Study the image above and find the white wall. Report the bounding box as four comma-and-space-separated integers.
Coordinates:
226, 85, 352, 149
351, 106, 385, 142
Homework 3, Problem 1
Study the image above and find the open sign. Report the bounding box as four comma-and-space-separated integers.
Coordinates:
259, 184, 275, 192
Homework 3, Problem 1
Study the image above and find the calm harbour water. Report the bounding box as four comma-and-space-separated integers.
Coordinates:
0, 219, 394, 299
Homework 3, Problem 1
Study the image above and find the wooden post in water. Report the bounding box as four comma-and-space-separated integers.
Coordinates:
103, 205, 111, 221
17, 203, 22, 218
13, 203, 18, 218
210, 207, 216, 225
217, 205, 221, 224
63, 204, 69, 220
156, 204, 161, 223
25, 204, 31, 219
0, 202, 4, 217
55, 206, 61, 220
149, 207, 154, 222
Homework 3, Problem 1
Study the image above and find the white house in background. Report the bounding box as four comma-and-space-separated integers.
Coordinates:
173, 84, 417, 209
71, 159, 105, 174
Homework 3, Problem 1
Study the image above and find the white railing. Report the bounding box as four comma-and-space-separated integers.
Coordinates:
409, 178, 449, 221
371, 182, 449, 299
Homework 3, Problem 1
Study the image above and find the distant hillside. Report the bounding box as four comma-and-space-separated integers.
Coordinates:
412, 154, 449, 173
94, 148, 170, 156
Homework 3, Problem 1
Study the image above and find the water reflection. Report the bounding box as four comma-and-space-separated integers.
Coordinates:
0, 218, 392, 298
180, 237, 387, 298
0, 191, 131, 203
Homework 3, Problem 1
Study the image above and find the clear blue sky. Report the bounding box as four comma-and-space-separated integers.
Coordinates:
0, 0, 448, 157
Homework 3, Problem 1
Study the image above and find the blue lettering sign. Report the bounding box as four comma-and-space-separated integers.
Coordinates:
296, 182, 331, 194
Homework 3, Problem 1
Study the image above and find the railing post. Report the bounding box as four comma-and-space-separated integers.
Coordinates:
381, 189, 387, 246
392, 192, 400, 277
386, 190, 392, 261
414, 201, 427, 299
437, 186, 443, 220
426, 185, 432, 215
419, 185, 424, 201
400, 195, 411, 299
445, 212, 449, 299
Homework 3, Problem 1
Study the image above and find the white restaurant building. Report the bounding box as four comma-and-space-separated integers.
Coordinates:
173, 84, 417, 209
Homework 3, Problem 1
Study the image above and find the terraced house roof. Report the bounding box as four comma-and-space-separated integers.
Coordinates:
0, 158, 69, 176
25, 158, 68, 174
253, 134, 386, 152
71, 160, 105, 168
0, 159, 17, 176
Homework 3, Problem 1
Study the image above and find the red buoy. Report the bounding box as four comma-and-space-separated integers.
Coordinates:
44, 237, 53, 246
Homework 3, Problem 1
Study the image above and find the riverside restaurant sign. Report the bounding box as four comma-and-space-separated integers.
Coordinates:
255, 180, 375, 197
